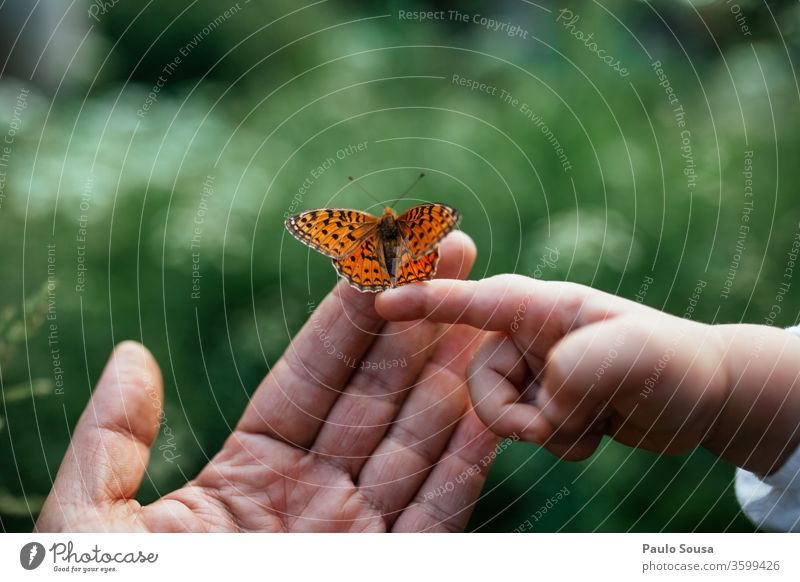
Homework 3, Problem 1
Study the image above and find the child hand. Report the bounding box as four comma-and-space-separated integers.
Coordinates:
376, 275, 800, 474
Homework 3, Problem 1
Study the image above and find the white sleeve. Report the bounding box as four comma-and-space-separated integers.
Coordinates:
734, 324, 800, 532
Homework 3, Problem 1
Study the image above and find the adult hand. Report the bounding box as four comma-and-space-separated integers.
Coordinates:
36, 232, 498, 532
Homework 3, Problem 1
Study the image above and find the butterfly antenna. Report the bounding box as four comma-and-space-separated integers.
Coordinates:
391, 172, 426, 207
348, 176, 384, 206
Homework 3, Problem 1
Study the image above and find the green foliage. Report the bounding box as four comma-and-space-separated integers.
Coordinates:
0, 284, 52, 524
2, 0, 798, 531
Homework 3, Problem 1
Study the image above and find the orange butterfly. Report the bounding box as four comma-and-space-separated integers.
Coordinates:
285, 176, 460, 292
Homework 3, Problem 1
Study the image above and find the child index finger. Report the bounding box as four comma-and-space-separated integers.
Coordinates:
376, 274, 542, 332
377, 274, 655, 336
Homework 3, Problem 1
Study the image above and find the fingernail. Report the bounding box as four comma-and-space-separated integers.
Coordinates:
522, 417, 549, 443
535, 387, 551, 410
522, 427, 540, 443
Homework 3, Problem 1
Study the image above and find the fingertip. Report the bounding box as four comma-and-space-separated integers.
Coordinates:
112, 339, 154, 364
333, 276, 378, 309
472, 399, 552, 445
520, 415, 553, 444
375, 283, 426, 320
113, 340, 156, 366
96, 341, 164, 442
545, 433, 603, 461
440, 230, 478, 259
441, 229, 475, 253
534, 386, 552, 413
109, 340, 163, 397
437, 230, 477, 279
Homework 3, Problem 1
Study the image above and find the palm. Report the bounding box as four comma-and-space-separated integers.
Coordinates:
147, 435, 390, 532
37, 234, 497, 533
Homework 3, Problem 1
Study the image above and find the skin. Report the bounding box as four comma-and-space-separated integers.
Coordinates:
376, 275, 800, 475
36, 232, 498, 532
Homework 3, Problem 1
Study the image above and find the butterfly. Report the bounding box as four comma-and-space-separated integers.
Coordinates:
285, 199, 460, 292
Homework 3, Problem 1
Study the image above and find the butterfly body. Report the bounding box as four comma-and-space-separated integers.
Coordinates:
285, 203, 460, 292
376, 208, 404, 282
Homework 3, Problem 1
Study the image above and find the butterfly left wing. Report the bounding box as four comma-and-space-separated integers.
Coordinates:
332, 232, 392, 292
397, 203, 460, 258
285, 208, 378, 258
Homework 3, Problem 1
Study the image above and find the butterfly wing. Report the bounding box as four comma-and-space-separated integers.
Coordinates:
285, 208, 378, 258
397, 203, 460, 258
332, 232, 392, 292
396, 247, 440, 286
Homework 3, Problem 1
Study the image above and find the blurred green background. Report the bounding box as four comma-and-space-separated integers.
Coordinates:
1, 0, 799, 532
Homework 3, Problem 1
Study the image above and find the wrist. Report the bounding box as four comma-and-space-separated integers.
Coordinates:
703, 324, 800, 474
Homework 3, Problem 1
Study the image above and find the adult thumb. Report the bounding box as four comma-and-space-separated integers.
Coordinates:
36, 341, 163, 531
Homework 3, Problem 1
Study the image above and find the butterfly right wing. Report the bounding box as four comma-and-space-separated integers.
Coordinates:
332, 232, 392, 292
285, 208, 378, 259
397, 203, 460, 258
396, 247, 439, 286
